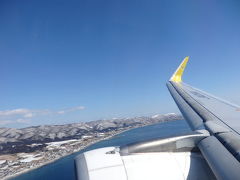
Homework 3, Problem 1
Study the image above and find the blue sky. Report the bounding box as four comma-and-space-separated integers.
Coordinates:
1, 0, 240, 128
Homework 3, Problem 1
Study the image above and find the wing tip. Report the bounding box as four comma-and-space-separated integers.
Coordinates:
170, 56, 189, 83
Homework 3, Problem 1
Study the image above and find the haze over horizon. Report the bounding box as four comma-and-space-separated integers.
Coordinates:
1, 0, 240, 128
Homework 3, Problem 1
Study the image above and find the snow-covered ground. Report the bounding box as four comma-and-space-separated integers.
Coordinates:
18, 154, 43, 163
151, 113, 176, 118
81, 135, 92, 139
27, 143, 43, 147
0, 160, 6, 165
46, 139, 79, 149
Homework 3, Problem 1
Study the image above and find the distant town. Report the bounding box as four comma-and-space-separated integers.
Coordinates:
0, 113, 182, 179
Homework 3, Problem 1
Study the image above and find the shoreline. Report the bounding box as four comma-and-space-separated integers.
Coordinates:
3, 120, 180, 180
3, 125, 138, 180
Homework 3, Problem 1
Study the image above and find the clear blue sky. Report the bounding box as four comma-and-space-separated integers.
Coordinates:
1, 0, 240, 128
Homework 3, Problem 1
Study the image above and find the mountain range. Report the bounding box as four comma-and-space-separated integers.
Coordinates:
0, 113, 183, 154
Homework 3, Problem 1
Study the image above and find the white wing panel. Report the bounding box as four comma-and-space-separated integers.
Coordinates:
83, 147, 127, 180
122, 152, 186, 180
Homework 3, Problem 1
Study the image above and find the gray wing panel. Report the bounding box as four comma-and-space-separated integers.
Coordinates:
167, 81, 240, 164
167, 58, 240, 179
75, 154, 90, 180
166, 82, 204, 130
198, 136, 240, 180
178, 82, 240, 135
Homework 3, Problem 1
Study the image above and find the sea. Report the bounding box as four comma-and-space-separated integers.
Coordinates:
12, 120, 191, 180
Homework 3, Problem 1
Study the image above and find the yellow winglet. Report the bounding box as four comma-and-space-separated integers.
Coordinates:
170, 56, 189, 82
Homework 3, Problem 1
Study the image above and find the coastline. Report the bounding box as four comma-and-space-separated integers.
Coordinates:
2, 119, 181, 180
3, 125, 138, 180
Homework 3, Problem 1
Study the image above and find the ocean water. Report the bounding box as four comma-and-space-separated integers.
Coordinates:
12, 120, 191, 180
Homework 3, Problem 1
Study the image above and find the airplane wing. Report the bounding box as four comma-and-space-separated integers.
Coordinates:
75, 57, 240, 180
167, 57, 240, 179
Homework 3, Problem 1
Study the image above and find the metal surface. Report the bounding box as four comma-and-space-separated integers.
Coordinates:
178, 82, 240, 135
167, 82, 204, 130
198, 136, 240, 180
75, 147, 127, 180
75, 147, 215, 180
75, 154, 90, 180
168, 80, 240, 164
170, 56, 189, 82
216, 132, 240, 161
120, 131, 209, 155
167, 58, 240, 179
204, 121, 231, 134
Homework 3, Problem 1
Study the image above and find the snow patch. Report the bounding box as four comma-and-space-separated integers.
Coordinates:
0, 160, 6, 165
46, 139, 79, 148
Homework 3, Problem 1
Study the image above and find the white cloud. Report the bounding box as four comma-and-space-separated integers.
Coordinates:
74, 106, 85, 110
24, 113, 34, 118
0, 120, 13, 126
57, 106, 85, 115
57, 111, 65, 114
0, 108, 31, 116
0, 106, 85, 125
0, 108, 47, 120
16, 119, 31, 124
0, 119, 31, 126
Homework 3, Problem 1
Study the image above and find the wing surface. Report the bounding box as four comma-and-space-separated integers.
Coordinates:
167, 57, 240, 179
